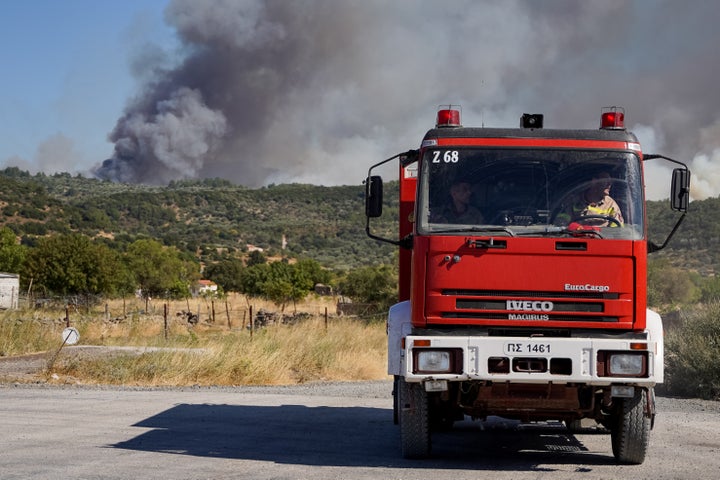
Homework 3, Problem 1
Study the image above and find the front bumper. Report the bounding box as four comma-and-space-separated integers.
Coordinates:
402, 334, 661, 386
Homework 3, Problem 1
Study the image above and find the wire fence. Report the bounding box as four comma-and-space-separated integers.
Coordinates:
15, 292, 384, 332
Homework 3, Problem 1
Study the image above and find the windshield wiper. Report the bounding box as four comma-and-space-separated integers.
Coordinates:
430, 225, 605, 239
430, 226, 516, 237
515, 226, 605, 239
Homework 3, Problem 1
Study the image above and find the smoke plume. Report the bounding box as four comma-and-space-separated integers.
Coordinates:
95, 0, 720, 199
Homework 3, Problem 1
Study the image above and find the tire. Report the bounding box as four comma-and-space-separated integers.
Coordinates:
399, 379, 431, 458
611, 388, 651, 464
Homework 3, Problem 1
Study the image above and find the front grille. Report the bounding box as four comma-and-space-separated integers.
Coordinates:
443, 289, 619, 300
437, 289, 621, 323
457, 299, 603, 312
442, 312, 619, 322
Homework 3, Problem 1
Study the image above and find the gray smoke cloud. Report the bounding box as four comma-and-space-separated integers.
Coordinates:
95, 0, 720, 199
8, 133, 81, 175
99, 87, 226, 184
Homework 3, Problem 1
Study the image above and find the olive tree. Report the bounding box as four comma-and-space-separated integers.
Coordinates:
205, 257, 245, 292
338, 264, 397, 311
240, 258, 331, 311
125, 239, 200, 299
23, 233, 131, 296
0, 226, 26, 274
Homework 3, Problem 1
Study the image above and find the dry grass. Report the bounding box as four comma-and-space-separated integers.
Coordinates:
0, 293, 389, 386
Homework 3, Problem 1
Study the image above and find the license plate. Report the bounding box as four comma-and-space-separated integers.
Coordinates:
424, 380, 448, 392
504, 342, 552, 355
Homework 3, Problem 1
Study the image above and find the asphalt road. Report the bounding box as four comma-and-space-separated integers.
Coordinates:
1, 381, 719, 480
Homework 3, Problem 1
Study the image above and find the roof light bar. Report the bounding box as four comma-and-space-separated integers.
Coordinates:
436, 105, 461, 128
601, 106, 625, 130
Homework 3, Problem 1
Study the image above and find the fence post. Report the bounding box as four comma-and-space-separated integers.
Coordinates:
65, 305, 70, 328
27, 277, 34, 309
164, 303, 168, 340
325, 306, 328, 331
225, 299, 231, 329
250, 305, 254, 339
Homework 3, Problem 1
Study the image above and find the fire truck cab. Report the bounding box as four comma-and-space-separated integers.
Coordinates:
365, 106, 690, 464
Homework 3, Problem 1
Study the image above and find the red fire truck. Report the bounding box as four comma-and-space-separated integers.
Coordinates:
365, 106, 690, 464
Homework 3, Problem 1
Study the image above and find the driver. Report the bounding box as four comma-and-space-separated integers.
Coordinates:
567, 172, 624, 227
432, 180, 484, 224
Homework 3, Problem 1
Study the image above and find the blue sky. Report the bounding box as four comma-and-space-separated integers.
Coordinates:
0, 0, 174, 172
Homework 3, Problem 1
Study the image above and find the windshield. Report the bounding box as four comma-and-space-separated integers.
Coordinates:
417, 148, 644, 239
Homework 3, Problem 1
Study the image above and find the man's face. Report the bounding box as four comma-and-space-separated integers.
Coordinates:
450, 182, 472, 203
591, 174, 612, 196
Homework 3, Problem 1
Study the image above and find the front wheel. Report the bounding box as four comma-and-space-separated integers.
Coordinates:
611, 388, 651, 464
399, 379, 430, 458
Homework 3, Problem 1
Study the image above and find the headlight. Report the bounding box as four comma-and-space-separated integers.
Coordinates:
416, 350, 451, 373
609, 353, 644, 376
411, 348, 462, 374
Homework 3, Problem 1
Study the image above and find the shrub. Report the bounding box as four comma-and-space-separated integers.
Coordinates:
664, 302, 720, 400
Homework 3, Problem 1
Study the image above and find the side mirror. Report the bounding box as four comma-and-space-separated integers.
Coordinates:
671, 168, 690, 212
644, 155, 690, 253
365, 175, 384, 218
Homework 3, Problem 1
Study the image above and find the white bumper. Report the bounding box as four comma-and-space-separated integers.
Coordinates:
388, 302, 663, 387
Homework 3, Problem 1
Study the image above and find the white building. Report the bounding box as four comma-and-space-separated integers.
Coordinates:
0, 273, 19, 309
192, 279, 219, 297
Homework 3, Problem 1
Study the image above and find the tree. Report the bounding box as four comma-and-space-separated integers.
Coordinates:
294, 258, 332, 287
339, 264, 398, 311
125, 239, 200, 298
239, 262, 269, 296
247, 250, 267, 266
205, 257, 245, 292
239, 259, 331, 311
0, 227, 26, 273
23, 234, 131, 296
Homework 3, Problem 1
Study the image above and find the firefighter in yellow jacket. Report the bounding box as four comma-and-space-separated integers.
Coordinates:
569, 172, 624, 227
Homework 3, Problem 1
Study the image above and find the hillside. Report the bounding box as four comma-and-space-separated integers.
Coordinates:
0, 168, 397, 270
0, 167, 714, 274
646, 195, 720, 275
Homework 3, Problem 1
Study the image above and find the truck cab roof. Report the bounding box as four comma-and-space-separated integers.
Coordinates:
423, 127, 639, 144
